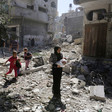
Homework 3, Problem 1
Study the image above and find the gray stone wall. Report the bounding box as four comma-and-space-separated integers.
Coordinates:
64, 16, 84, 39
23, 20, 47, 36
8, 0, 57, 46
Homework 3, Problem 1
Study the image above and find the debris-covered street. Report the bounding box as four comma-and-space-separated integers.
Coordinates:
0, 0, 112, 112
0, 41, 112, 112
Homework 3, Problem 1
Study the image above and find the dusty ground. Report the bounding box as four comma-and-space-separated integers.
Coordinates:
0, 43, 112, 112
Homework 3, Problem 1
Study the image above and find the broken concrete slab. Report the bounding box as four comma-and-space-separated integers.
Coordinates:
70, 78, 79, 84
77, 75, 86, 81
74, 38, 83, 45
77, 80, 86, 89
33, 57, 45, 67
70, 78, 86, 89
63, 64, 71, 74
90, 86, 105, 102
72, 88, 80, 94
21, 65, 49, 74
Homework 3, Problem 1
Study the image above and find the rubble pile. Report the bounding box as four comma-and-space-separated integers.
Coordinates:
71, 58, 112, 97
0, 41, 112, 111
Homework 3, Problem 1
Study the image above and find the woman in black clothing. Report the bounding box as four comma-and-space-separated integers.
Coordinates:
49, 46, 63, 100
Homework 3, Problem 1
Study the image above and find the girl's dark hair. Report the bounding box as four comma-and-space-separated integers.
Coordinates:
54, 46, 61, 54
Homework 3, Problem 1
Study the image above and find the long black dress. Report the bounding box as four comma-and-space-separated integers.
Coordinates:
49, 52, 63, 99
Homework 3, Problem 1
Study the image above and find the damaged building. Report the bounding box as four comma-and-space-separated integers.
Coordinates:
55, 8, 84, 40
6, 0, 57, 46
63, 8, 84, 39
74, 0, 112, 58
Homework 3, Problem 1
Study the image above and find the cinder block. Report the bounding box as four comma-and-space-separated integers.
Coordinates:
90, 86, 105, 102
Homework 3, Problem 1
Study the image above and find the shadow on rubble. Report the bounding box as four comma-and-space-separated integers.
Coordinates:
3, 73, 23, 88
0, 91, 26, 112
85, 60, 112, 99
71, 58, 112, 99
3, 78, 18, 88
44, 97, 66, 112
86, 71, 112, 99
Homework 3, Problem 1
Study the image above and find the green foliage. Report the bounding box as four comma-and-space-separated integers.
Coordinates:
0, 24, 8, 39
0, 0, 10, 25
0, 0, 9, 39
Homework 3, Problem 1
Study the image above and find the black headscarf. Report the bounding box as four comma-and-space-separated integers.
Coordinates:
54, 46, 63, 61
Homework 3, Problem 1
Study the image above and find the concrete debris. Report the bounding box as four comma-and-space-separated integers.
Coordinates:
93, 105, 103, 112
90, 86, 105, 102
72, 88, 80, 94
81, 65, 90, 75
79, 109, 89, 112
66, 35, 73, 43
77, 80, 86, 89
45, 69, 51, 74
62, 42, 70, 46
47, 81, 52, 87
70, 78, 79, 84
33, 57, 45, 67
23, 106, 30, 112
63, 64, 71, 74
74, 38, 83, 45
21, 65, 48, 74
32, 104, 38, 112
0, 41, 112, 112
77, 75, 86, 81
32, 88, 40, 94
70, 78, 86, 89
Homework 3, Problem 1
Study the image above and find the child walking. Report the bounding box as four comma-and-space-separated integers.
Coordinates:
4, 51, 18, 79
23, 48, 32, 70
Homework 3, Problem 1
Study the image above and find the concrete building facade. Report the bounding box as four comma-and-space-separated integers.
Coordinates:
54, 9, 84, 40
74, 0, 112, 58
63, 8, 84, 39
7, 0, 57, 46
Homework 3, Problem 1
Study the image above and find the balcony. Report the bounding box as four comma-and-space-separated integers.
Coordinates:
10, 6, 48, 23
74, 0, 112, 5
74, 0, 97, 5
